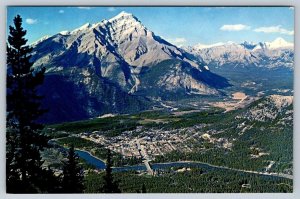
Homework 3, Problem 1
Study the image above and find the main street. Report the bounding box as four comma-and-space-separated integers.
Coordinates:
136, 138, 154, 175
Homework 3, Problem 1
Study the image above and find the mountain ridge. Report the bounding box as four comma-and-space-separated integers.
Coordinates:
31, 11, 230, 123
184, 37, 294, 69
31, 11, 230, 96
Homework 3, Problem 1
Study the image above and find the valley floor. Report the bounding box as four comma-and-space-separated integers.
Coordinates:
43, 93, 293, 192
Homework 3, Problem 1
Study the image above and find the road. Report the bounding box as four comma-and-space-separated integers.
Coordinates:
157, 160, 293, 180
136, 138, 154, 175
153, 143, 163, 155
168, 141, 177, 150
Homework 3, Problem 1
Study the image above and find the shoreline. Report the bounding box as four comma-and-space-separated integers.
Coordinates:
51, 141, 292, 180
151, 160, 293, 180
75, 148, 145, 169
74, 148, 107, 164
75, 149, 293, 180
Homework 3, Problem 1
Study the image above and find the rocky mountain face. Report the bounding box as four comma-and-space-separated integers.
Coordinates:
184, 38, 294, 70
237, 95, 293, 124
217, 94, 293, 175
32, 12, 230, 123
38, 68, 150, 123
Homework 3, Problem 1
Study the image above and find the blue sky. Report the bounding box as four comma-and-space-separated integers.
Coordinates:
7, 6, 294, 46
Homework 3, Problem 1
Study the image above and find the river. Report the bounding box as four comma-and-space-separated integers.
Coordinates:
75, 150, 292, 180
75, 150, 146, 172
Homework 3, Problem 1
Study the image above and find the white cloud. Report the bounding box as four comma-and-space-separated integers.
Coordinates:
168, 37, 187, 46
254, 25, 294, 35
59, 10, 64, 14
174, 38, 187, 43
108, 7, 116, 12
25, 18, 38, 25
78, 7, 92, 10
289, 7, 294, 10
220, 24, 251, 31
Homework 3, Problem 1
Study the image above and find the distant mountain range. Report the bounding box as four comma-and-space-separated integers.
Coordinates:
31, 12, 293, 123
184, 37, 294, 70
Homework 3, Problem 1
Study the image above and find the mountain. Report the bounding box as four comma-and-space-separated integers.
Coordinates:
201, 94, 293, 174
235, 94, 293, 174
237, 95, 293, 123
31, 11, 230, 123
184, 38, 294, 70
193, 42, 225, 50
263, 37, 293, 50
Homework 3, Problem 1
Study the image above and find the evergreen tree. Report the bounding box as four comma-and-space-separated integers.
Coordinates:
141, 183, 147, 193
6, 126, 21, 193
101, 149, 121, 193
61, 145, 84, 193
39, 167, 62, 193
6, 14, 49, 193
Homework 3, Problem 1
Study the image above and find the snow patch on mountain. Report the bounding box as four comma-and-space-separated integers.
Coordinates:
71, 23, 92, 34
184, 38, 294, 69
31, 35, 50, 46
265, 37, 293, 49
108, 11, 133, 21
59, 31, 70, 35
194, 42, 225, 50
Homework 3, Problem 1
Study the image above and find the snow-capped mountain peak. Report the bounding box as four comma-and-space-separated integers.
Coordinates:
107, 11, 146, 35
265, 37, 293, 49
31, 11, 230, 97
190, 38, 293, 52
184, 37, 294, 69
194, 42, 225, 50
108, 11, 134, 22
59, 30, 70, 35
71, 23, 92, 33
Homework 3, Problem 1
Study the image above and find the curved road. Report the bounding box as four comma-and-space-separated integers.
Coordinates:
156, 160, 293, 180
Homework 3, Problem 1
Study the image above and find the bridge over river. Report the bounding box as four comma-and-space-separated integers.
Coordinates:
136, 138, 154, 175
